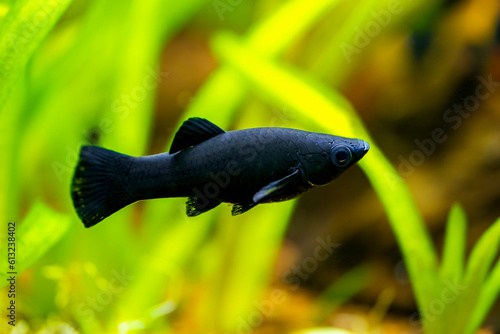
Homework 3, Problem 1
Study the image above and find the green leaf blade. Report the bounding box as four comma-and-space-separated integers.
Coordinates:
211, 31, 440, 310
0, 202, 71, 289
440, 203, 467, 280
463, 216, 500, 334
464, 216, 500, 287
0, 0, 72, 112
466, 245, 500, 334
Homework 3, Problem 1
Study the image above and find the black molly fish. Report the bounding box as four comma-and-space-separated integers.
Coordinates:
71, 117, 369, 227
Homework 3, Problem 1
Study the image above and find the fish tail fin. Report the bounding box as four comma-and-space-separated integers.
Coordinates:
71, 146, 135, 228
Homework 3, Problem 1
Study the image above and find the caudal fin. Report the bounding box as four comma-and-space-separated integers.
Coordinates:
71, 146, 135, 228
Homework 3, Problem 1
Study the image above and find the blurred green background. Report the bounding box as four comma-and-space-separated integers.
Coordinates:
1, 0, 500, 333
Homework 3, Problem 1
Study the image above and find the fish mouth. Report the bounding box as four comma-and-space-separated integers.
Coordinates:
362, 141, 370, 154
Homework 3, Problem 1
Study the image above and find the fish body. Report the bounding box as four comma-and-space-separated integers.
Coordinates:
71, 118, 369, 227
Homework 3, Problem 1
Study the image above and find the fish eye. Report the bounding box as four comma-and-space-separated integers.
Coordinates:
331, 145, 352, 167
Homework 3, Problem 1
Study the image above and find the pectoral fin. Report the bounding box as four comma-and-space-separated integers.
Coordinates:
231, 169, 303, 216
252, 169, 302, 204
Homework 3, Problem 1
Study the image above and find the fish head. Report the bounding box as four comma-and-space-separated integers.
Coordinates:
330, 138, 369, 168
300, 134, 370, 186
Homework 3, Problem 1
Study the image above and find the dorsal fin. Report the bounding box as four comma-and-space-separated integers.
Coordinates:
169, 117, 226, 153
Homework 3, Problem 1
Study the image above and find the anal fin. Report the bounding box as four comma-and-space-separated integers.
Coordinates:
231, 203, 256, 216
